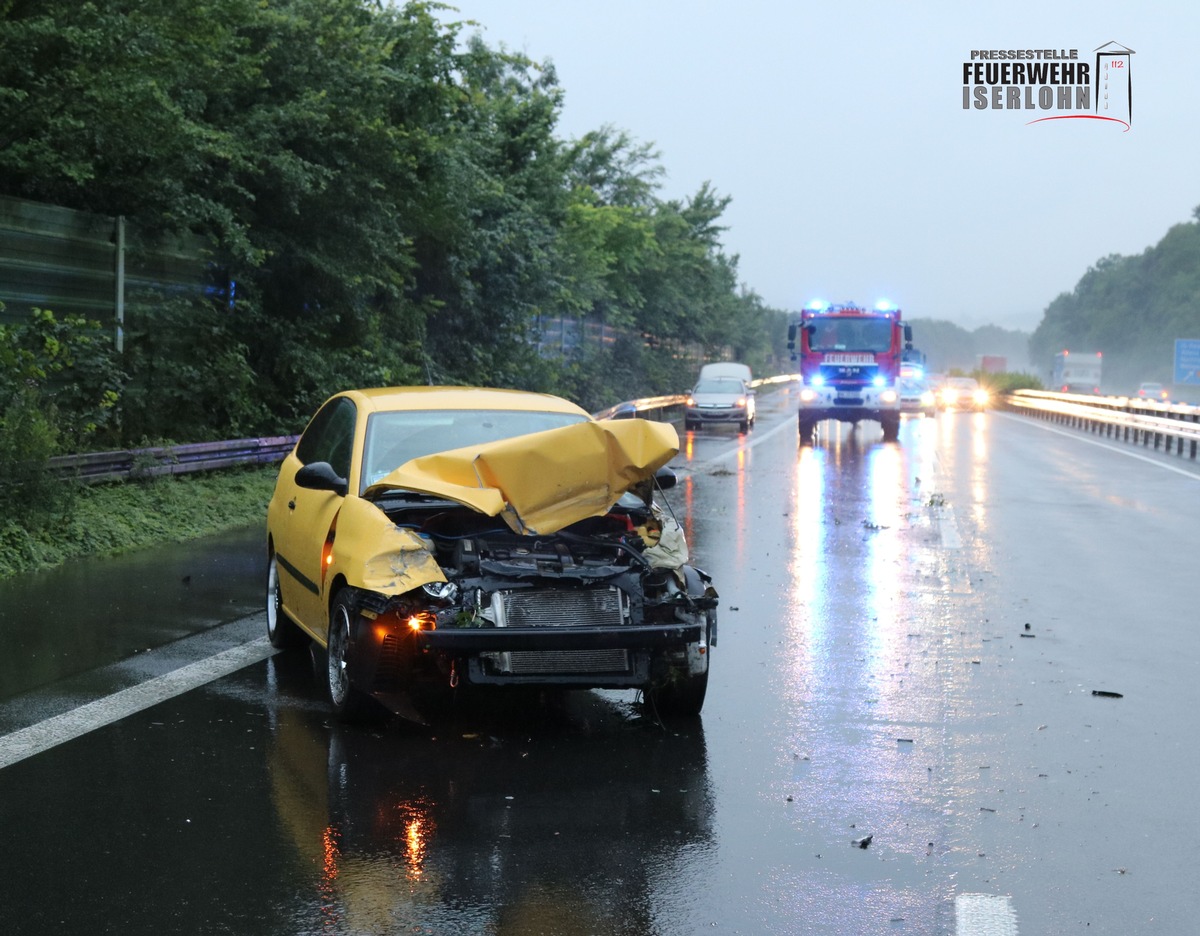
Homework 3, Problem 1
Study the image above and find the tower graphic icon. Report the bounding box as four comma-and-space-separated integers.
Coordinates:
1094, 41, 1134, 126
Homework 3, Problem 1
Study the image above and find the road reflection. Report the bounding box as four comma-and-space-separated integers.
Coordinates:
264, 661, 715, 935
779, 420, 958, 868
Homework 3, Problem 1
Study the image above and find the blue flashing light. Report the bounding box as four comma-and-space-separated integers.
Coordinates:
875, 299, 894, 312
872, 375, 886, 388
807, 299, 829, 312
811, 374, 826, 388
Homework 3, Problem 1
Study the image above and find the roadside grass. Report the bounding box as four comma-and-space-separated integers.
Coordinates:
0, 466, 278, 578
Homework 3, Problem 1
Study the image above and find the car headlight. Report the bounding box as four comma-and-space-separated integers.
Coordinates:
800, 388, 817, 402
920, 391, 935, 405
686, 396, 696, 407
880, 389, 898, 404
973, 389, 989, 405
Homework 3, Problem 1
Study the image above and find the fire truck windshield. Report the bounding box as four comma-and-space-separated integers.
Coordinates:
810, 318, 894, 353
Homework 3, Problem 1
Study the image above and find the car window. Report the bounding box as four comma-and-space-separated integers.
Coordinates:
362, 409, 590, 490
694, 379, 745, 394
295, 396, 358, 479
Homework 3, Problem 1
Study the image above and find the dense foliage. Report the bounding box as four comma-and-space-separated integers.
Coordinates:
0, 0, 786, 462
1030, 210, 1200, 394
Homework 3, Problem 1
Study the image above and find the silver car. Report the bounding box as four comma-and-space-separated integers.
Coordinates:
684, 377, 756, 432
898, 376, 936, 416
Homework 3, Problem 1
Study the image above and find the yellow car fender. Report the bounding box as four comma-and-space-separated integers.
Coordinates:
328, 496, 447, 597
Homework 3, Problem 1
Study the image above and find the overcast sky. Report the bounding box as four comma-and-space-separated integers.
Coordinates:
434, 1, 1199, 333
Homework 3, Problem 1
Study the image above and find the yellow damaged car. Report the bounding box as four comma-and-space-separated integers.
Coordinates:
266, 387, 717, 720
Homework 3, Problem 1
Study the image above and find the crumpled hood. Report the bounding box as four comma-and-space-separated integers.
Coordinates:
365, 418, 679, 535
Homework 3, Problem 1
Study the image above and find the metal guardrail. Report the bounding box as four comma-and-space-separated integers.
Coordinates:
588, 373, 800, 420
1006, 389, 1200, 460
48, 436, 299, 483
51, 375, 804, 482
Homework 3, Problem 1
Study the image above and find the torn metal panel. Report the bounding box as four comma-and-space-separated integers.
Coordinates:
334, 496, 446, 595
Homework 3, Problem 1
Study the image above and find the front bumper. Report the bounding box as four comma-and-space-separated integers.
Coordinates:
686, 405, 749, 424
799, 385, 899, 422
419, 621, 703, 653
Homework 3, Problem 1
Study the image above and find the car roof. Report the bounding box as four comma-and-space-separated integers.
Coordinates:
337, 386, 592, 417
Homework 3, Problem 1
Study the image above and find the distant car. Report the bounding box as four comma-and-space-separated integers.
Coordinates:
898, 376, 936, 416
937, 377, 989, 412
684, 377, 756, 432
1136, 382, 1170, 402
266, 386, 718, 720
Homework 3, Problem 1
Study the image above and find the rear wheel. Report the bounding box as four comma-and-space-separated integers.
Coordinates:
327, 591, 374, 720
266, 553, 304, 649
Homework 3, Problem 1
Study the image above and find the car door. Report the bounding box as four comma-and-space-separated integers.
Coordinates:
271, 396, 360, 640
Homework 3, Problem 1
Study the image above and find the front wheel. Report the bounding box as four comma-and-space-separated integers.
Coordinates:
266, 553, 304, 649
648, 610, 714, 718
798, 416, 816, 445
327, 592, 374, 720
880, 414, 900, 442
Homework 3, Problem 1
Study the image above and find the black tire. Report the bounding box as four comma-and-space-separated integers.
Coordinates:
738, 419, 749, 433
798, 416, 816, 445
649, 611, 713, 718
880, 414, 900, 442
327, 591, 374, 720
685, 419, 699, 432
266, 552, 304, 649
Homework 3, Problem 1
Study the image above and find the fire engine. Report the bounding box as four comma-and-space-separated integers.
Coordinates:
787, 300, 913, 444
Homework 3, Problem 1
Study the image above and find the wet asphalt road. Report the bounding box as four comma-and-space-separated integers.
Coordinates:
1, 388, 1198, 935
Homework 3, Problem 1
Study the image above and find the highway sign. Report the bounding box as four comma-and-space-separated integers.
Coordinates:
1174, 339, 1200, 386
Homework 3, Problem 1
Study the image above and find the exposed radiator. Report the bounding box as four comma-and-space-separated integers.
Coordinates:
497, 587, 624, 628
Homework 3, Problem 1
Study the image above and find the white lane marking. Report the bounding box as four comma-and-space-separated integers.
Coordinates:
997, 411, 1200, 481
0, 638, 278, 770
702, 409, 798, 466
955, 893, 1019, 936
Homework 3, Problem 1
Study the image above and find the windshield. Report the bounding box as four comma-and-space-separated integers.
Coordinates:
809, 318, 894, 353
362, 409, 590, 492
694, 378, 745, 394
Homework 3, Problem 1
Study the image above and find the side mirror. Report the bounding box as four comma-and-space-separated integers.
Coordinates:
654, 465, 677, 491
786, 323, 797, 350
295, 461, 348, 496
904, 324, 913, 342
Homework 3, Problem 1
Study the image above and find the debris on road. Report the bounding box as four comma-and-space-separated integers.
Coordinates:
1092, 690, 1124, 699
852, 834, 873, 849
